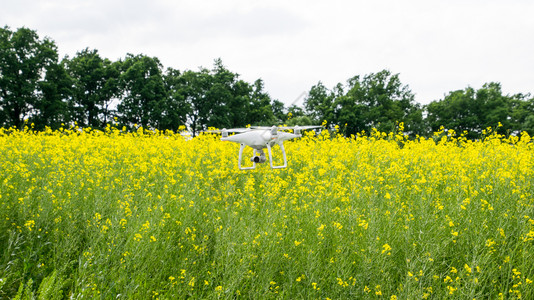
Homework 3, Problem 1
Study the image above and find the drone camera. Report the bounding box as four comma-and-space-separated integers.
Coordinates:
251, 155, 267, 163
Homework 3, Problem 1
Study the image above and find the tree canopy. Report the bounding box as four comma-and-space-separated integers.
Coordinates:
426, 83, 534, 138
0, 26, 58, 128
304, 70, 424, 136
1, 25, 533, 138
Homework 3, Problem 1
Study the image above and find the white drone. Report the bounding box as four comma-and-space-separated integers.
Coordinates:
205, 125, 321, 170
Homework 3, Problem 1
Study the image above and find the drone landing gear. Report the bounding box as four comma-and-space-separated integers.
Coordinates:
237, 143, 287, 170
238, 144, 261, 170
266, 142, 287, 169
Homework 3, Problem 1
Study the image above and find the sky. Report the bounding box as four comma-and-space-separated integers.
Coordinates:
2, 0, 533, 106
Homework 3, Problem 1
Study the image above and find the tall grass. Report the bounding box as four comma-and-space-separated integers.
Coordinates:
1, 125, 533, 299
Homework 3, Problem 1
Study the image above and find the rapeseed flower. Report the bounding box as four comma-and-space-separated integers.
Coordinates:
1, 125, 533, 298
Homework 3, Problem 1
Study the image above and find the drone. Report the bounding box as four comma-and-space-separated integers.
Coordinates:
204, 125, 321, 170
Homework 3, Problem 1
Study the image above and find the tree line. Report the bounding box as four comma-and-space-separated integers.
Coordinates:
302, 76, 534, 138
2, 26, 533, 137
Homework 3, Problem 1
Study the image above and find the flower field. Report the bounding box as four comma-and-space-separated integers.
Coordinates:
1, 125, 534, 299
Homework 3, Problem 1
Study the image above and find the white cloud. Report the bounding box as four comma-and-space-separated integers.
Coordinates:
1, 0, 533, 105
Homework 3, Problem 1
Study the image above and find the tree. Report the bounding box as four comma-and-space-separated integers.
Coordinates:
0, 26, 58, 128
117, 54, 166, 129
426, 88, 478, 136
179, 68, 211, 136
32, 61, 72, 129
65, 48, 121, 128
333, 81, 364, 135
202, 59, 277, 129
513, 96, 534, 135
287, 104, 305, 118
204, 58, 247, 129
426, 83, 527, 138
161, 67, 191, 131
475, 83, 531, 135
310, 70, 422, 136
271, 99, 286, 124
304, 81, 335, 124
179, 59, 276, 134
246, 79, 276, 125
343, 70, 421, 135
285, 104, 313, 126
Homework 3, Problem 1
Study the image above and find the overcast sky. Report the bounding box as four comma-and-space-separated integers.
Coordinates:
2, 0, 533, 106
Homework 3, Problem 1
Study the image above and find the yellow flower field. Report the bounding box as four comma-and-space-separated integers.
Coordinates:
1, 125, 533, 299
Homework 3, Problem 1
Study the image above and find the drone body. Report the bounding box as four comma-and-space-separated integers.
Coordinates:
207, 125, 320, 170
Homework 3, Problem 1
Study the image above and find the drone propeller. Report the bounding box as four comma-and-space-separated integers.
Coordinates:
286, 125, 322, 130
202, 128, 250, 133
250, 125, 322, 135
201, 128, 251, 138
250, 125, 322, 130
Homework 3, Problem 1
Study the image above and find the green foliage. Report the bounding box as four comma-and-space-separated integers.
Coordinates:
2, 25, 534, 138
203, 58, 250, 129
247, 79, 277, 126
162, 67, 191, 130
36, 270, 66, 300
1, 129, 534, 298
0, 278, 5, 298
0, 26, 58, 128
33, 61, 72, 130
0, 26, 285, 133
304, 70, 424, 136
118, 53, 166, 128
161, 59, 277, 135
512, 97, 534, 135
13, 279, 33, 300
271, 99, 286, 123
426, 83, 532, 138
304, 81, 335, 123
65, 48, 122, 128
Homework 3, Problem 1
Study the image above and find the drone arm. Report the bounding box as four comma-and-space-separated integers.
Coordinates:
266, 142, 287, 169
238, 144, 256, 170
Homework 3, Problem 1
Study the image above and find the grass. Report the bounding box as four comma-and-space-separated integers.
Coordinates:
0, 125, 533, 299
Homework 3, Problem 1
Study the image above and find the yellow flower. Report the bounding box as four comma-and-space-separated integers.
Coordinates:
24, 220, 35, 231
381, 243, 392, 254
4, 122, 534, 298
464, 264, 472, 274
375, 285, 382, 295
